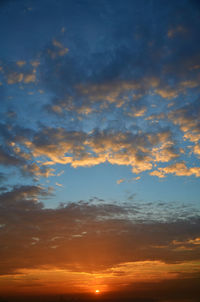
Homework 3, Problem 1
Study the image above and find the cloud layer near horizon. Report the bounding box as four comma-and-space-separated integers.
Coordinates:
0, 185, 200, 275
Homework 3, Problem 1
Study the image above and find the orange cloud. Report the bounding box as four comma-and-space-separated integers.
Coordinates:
150, 162, 200, 178
18, 128, 182, 177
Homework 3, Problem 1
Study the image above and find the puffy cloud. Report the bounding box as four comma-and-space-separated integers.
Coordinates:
168, 100, 200, 158
150, 162, 200, 178
152, 141, 179, 163
0, 146, 23, 167
22, 163, 55, 178
116, 179, 125, 184
16, 61, 26, 67
0, 172, 7, 183
146, 113, 166, 122
55, 182, 63, 187
168, 100, 200, 135
0, 123, 56, 178
4, 66, 37, 86
22, 127, 178, 174
23, 73, 36, 83
7, 72, 23, 84
30, 60, 40, 67
127, 105, 147, 117
0, 185, 50, 210
47, 39, 69, 59
172, 237, 200, 247
155, 87, 179, 99
155, 79, 199, 100
167, 25, 187, 38
1, 0, 200, 186
193, 144, 200, 156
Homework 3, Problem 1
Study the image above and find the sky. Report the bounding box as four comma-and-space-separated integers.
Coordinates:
0, 0, 200, 301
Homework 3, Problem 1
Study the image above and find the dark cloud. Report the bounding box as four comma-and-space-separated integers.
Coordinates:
0, 146, 22, 167
36, 0, 200, 119
113, 274, 200, 302
0, 185, 199, 275
0, 172, 7, 183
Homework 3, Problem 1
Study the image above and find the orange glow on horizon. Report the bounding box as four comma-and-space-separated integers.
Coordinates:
1, 260, 200, 295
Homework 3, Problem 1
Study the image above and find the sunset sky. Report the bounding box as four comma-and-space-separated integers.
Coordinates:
0, 0, 200, 301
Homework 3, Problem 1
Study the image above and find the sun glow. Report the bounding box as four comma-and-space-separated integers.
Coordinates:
95, 289, 100, 294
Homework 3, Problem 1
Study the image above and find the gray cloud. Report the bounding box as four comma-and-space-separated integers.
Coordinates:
0, 146, 23, 167
0, 185, 199, 275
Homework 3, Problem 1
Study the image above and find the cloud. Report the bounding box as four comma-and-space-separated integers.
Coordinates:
167, 25, 187, 38
146, 113, 166, 122
168, 99, 200, 138
23, 73, 36, 84
1, 1, 200, 295
22, 163, 55, 178
55, 182, 63, 187
21, 127, 179, 175
0, 123, 56, 178
47, 39, 69, 59
0, 172, 7, 183
168, 99, 200, 159
0, 0, 199, 183
150, 162, 200, 178
0, 146, 23, 167
116, 179, 125, 184
7, 72, 24, 84
127, 105, 147, 117
0, 185, 199, 275
132, 176, 140, 181
2, 60, 38, 87
172, 237, 200, 247
16, 61, 26, 67
155, 87, 179, 99
0, 115, 185, 179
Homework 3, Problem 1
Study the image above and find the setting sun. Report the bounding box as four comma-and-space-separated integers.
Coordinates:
95, 289, 100, 294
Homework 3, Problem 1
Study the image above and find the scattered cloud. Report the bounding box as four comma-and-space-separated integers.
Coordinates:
7, 72, 24, 84
16, 60, 26, 67
168, 25, 187, 38
150, 162, 200, 178
116, 179, 125, 184
47, 39, 69, 59
20, 127, 180, 176
55, 182, 63, 187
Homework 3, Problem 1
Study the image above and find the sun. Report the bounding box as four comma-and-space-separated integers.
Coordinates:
95, 289, 100, 294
